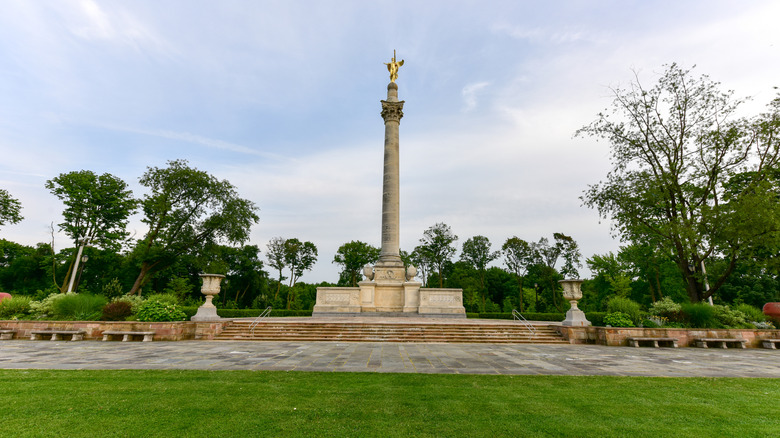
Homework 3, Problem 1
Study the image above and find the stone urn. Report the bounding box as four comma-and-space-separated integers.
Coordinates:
405, 265, 418, 281
763, 302, 780, 323
191, 274, 225, 321
363, 265, 375, 281
559, 279, 591, 327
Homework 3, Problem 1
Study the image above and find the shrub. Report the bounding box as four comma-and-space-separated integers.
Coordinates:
30, 292, 69, 319
145, 293, 180, 306
641, 319, 660, 328
163, 277, 194, 303
604, 312, 635, 327
101, 278, 125, 300
681, 303, 717, 328
649, 297, 683, 321
0, 296, 33, 319
606, 296, 642, 324
111, 295, 144, 314
51, 293, 107, 321
136, 300, 187, 322
586, 312, 606, 327
712, 305, 751, 329
101, 301, 133, 321
735, 304, 767, 323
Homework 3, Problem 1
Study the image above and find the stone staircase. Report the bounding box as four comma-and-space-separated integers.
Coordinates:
213, 319, 568, 344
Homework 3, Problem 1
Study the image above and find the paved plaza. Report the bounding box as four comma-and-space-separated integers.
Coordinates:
1, 340, 779, 377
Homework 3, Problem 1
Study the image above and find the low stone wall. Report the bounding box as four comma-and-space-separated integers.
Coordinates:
557, 325, 780, 348
0, 320, 228, 341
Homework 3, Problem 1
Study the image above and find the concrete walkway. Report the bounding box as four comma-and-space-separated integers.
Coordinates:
1, 340, 779, 377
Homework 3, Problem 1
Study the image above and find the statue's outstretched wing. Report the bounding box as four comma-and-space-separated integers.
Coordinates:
398, 60, 404, 67
386, 63, 392, 72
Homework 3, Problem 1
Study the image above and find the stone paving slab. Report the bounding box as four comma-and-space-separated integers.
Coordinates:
1, 340, 779, 377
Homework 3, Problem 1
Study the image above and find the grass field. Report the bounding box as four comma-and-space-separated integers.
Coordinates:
1, 370, 779, 437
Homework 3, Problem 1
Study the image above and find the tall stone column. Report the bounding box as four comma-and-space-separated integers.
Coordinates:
377, 82, 405, 268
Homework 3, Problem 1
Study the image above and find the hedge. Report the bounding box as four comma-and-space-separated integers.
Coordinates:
180, 307, 312, 318
467, 312, 607, 325
468, 312, 564, 321
178, 308, 605, 324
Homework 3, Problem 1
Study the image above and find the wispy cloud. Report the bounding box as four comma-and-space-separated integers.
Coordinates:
492, 24, 591, 44
103, 124, 291, 161
461, 81, 490, 111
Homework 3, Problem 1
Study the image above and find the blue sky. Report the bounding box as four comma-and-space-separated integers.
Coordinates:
1, 1, 779, 283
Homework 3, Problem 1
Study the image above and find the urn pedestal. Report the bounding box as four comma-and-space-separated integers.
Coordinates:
559, 279, 591, 327
191, 274, 225, 321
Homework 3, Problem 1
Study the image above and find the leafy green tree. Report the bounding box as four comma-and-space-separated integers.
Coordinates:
577, 64, 780, 302
444, 261, 482, 312
535, 234, 581, 311
266, 237, 287, 299
46, 171, 137, 292
586, 252, 632, 297
333, 241, 380, 286
0, 189, 23, 228
163, 277, 194, 303
418, 223, 458, 288
220, 245, 267, 308
618, 242, 687, 305
410, 245, 432, 287
129, 160, 259, 295
502, 237, 537, 312
283, 238, 317, 308
460, 235, 499, 308
284, 238, 317, 288
0, 240, 50, 294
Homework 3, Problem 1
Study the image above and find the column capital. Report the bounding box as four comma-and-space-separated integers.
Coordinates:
381, 100, 405, 123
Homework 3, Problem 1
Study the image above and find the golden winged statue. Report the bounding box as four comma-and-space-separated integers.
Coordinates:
384, 50, 404, 83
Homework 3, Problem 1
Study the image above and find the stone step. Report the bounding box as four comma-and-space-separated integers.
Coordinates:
216, 337, 568, 344
213, 320, 567, 344
218, 330, 560, 337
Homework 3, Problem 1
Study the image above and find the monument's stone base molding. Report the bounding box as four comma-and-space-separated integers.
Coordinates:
418, 288, 466, 315
313, 284, 466, 317
312, 287, 361, 313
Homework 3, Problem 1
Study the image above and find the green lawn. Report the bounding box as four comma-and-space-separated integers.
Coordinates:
1, 370, 778, 437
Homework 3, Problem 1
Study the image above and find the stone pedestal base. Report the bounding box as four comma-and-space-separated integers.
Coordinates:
313, 283, 465, 317
191, 305, 221, 322
562, 308, 591, 327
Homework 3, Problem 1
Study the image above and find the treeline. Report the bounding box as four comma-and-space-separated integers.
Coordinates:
3, 221, 778, 314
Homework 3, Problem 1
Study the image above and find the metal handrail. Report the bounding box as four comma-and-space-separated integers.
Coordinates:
249, 306, 272, 336
512, 309, 536, 338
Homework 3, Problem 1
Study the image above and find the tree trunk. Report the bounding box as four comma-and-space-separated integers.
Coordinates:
549, 278, 562, 312
129, 262, 154, 296
648, 280, 657, 303
655, 267, 663, 299
59, 260, 75, 293
683, 269, 702, 303
517, 276, 524, 313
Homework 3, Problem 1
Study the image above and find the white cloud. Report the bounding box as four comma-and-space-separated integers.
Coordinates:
2, 0, 779, 282
461, 81, 490, 111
